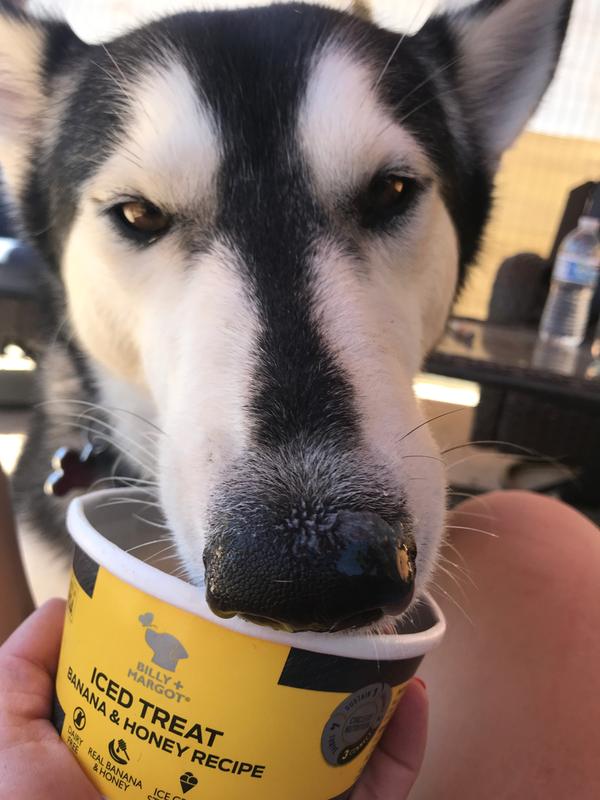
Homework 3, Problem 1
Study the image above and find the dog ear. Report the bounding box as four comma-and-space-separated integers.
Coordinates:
0, 3, 84, 191
418, 0, 573, 168
349, 1, 371, 22
0, 6, 46, 143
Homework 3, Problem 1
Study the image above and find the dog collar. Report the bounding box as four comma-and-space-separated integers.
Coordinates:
44, 442, 112, 497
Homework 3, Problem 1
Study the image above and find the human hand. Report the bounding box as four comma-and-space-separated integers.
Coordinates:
351, 679, 428, 799
0, 598, 101, 799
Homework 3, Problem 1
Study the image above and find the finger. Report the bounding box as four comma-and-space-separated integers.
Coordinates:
351, 679, 428, 799
1, 599, 67, 678
0, 464, 36, 642
0, 461, 13, 523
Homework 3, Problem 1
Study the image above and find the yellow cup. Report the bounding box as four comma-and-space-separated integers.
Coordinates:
54, 489, 445, 800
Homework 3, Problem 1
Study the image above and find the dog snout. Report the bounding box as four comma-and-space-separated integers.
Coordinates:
204, 507, 416, 633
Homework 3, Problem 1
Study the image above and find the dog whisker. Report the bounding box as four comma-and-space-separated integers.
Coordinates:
99, 45, 162, 136
446, 491, 496, 516
143, 542, 179, 562
88, 476, 159, 492
398, 407, 469, 445
441, 440, 574, 477
372, 0, 440, 93
442, 538, 469, 562
374, 74, 463, 144
97, 496, 161, 507
397, 81, 464, 128
437, 547, 473, 579
47, 417, 156, 477
131, 513, 170, 531
39, 398, 165, 437
171, 563, 200, 585
368, 627, 382, 672
124, 537, 173, 555
438, 559, 475, 592
402, 454, 445, 464
445, 524, 499, 540
435, 561, 470, 601
394, 53, 462, 113
449, 509, 496, 521
73, 409, 158, 463
428, 580, 474, 628
95, 498, 162, 517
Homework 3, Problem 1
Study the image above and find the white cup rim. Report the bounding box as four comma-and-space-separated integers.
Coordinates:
67, 489, 446, 661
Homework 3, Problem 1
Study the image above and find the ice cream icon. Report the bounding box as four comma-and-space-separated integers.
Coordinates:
139, 612, 189, 672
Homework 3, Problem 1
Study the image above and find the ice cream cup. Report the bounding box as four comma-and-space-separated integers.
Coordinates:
54, 488, 445, 800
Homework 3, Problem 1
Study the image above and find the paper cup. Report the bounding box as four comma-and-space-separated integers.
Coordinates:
54, 489, 445, 800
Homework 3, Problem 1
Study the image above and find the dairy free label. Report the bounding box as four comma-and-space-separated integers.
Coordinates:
321, 683, 392, 766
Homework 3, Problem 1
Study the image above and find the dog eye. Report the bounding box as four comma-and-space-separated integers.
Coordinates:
357, 174, 417, 229
111, 199, 171, 241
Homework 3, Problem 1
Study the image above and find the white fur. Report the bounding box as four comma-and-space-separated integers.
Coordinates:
151, 243, 262, 586
94, 58, 221, 213
299, 45, 432, 198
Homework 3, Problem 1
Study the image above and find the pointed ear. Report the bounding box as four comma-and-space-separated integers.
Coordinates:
0, 3, 83, 191
0, 6, 45, 142
420, 0, 573, 168
349, 1, 372, 22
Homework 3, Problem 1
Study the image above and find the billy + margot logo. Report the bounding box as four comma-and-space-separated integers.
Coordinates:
139, 613, 189, 672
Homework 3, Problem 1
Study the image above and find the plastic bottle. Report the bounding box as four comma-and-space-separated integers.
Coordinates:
539, 215, 600, 347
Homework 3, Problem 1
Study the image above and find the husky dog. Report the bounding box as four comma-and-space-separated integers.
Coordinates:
1, 0, 571, 632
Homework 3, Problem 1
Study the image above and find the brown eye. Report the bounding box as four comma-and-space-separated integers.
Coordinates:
113, 199, 171, 240
357, 174, 417, 230
375, 176, 405, 204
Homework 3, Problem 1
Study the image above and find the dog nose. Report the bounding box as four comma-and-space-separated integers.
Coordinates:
204, 509, 416, 633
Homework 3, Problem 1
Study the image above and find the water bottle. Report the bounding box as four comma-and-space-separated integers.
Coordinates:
539, 215, 600, 347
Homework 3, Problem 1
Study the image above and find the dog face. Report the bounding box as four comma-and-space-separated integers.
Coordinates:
0, 0, 571, 631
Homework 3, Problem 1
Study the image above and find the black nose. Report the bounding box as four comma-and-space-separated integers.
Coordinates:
204, 509, 416, 633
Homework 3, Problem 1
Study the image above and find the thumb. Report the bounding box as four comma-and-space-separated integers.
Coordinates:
351, 679, 428, 799
0, 599, 67, 721
1, 599, 66, 677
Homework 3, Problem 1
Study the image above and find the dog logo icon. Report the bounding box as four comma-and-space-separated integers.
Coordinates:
139, 612, 189, 672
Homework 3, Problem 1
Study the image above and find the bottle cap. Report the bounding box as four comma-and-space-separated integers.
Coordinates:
583, 184, 600, 221
579, 216, 600, 230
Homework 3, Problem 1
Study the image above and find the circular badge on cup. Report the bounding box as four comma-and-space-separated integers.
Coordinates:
321, 682, 392, 766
